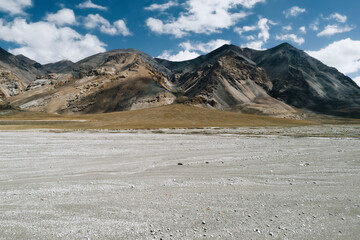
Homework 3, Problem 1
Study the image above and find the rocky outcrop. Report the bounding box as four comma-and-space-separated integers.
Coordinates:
0, 48, 43, 84
0, 68, 25, 101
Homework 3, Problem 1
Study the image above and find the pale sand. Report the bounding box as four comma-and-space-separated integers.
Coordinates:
0, 127, 359, 239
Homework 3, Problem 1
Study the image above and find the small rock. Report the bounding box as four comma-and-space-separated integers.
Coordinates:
269, 232, 274, 236
205, 161, 209, 164
202, 221, 206, 224
177, 163, 183, 166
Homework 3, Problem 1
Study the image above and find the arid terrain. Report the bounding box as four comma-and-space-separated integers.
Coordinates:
0, 40, 360, 239
0, 126, 359, 239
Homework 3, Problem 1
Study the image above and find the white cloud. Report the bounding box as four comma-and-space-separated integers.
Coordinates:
146, 0, 265, 37
158, 39, 231, 61
236, 17, 274, 50
310, 19, 319, 31
45, 9, 76, 26
299, 26, 306, 34
275, 34, 304, 45
0, 18, 106, 64
245, 35, 256, 41
76, 0, 107, 11
0, 0, 32, 15
282, 25, 292, 31
353, 76, 360, 87
306, 38, 360, 75
145, 1, 178, 11
283, 6, 306, 18
84, 14, 131, 36
180, 39, 231, 53
317, 24, 353, 37
243, 40, 264, 49
327, 12, 347, 23
159, 50, 200, 62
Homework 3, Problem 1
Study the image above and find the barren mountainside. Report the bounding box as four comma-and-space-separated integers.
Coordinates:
0, 43, 359, 118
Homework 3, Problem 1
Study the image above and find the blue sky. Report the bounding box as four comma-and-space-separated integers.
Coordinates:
0, 0, 359, 85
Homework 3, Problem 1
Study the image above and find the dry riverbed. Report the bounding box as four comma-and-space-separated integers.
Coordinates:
0, 126, 359, 239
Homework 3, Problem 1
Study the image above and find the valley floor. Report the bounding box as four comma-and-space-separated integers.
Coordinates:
0, 127, 359, 239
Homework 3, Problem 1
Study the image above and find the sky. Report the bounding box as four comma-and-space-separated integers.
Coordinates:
0, 0, 359, 86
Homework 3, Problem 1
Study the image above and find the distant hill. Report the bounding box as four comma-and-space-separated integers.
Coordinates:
0, 43, 359, 118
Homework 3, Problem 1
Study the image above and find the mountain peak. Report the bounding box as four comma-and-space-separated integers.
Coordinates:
272, 42, 299, 52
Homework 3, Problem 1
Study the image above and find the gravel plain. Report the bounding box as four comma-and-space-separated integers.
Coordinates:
0, 126, 359, 239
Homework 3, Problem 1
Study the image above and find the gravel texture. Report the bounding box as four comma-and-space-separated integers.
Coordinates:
0, 127, 359, 239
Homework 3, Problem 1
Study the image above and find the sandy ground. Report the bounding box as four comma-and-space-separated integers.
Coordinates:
0, 126, 359, 239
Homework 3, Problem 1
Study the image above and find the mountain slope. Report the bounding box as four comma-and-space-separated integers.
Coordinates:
244, 43, 360, 117
157, 45, 298, 118
0, 48, 43, 84
1, 43, 359, 118
43, 60, 74, 73
8, 49, 176, 113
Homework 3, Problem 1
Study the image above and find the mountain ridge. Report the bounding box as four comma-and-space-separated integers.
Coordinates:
0, 43, 359, 118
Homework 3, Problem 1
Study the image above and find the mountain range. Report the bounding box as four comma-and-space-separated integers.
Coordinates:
0, 43, 359, 118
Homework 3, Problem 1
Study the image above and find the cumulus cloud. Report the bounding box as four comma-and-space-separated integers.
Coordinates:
145, 1, 178, 11
282, 25, 292, 31
180, 39, 231, 53
0, 18, 106, 64
275, 34, 304, 45
146, 0, 265, 37
317, 24, 353, 37
283, 6, 306, 18
306, 38, 360, 75
158, 39, 231, 61
159, 50, 200, 62
299, 26, 306, 34
0, 0, 32, 15
310, 19, 319, 31
45, 9, 76, 26
327, 12, 347, 23
76, 0, 107, 11
235, 18, 274, 50
84, 14, 131, 36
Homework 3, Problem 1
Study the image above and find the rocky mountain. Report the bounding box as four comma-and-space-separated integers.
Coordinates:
242, 43, 360, 117
157, 45, 298, 118
0, 48, 43, 85
43, 60, 74, 73
7, 49, 175, 114
0, 43, 359, 118
0, 68, 26, 101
